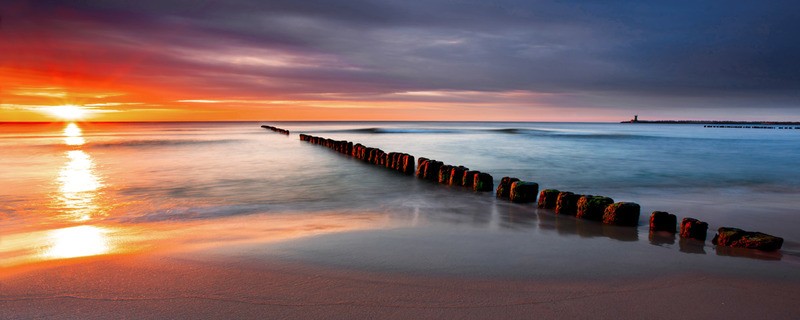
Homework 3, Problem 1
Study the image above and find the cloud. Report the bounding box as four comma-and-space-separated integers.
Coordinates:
2, 0, 799, 120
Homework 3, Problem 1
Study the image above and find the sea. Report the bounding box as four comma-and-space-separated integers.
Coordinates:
1, 121, 799, 277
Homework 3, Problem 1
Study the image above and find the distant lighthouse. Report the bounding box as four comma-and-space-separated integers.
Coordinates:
621, 114, 641, 123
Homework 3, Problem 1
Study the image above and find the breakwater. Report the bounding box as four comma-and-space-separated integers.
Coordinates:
704, 125, 799, 129
261, 125, 290, 135
621, 119, 800, 129
290, 129, 784, 253
622, 119, 800, 125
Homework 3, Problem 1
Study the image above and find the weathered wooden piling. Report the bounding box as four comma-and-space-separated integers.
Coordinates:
449, 166, 468, 186
297, 133, 415, 176
576, 195, 614, 221
602, 202, 640, 226
712, 227, 783, 251
374, 149, 385, 165
680, 218, 708, 241
649, 211, 677, 233
473, 172, 494, 192
537, 189, 561, 209
496, 177, 520, 199
402, 154, 415, 175
366, 148, 376, 163
509, 181, 538, 203
555, 191, 582, 215
386, 152, 397, 169
395, 153, 403, 170
416, 158, 429, 178
423, 160, 443, 181
462, 170, 479, 188
438, 165, 453, 184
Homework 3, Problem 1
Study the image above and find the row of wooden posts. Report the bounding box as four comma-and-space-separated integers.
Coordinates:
299, 134, 416, 175
273, 127, 784, 252
261, 125, 290, 135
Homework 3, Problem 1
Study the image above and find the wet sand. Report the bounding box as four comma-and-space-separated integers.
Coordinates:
2, 251, 799, 320
2, 208, 800, 320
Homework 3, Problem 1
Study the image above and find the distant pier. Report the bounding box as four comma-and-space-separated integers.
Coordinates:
703, 125, 799, 129
621, 116, 800, 129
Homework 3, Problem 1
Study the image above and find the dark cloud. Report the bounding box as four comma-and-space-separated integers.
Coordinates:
4, 0, 800, 115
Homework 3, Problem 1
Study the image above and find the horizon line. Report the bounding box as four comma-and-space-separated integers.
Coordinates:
1, 120, 623, 124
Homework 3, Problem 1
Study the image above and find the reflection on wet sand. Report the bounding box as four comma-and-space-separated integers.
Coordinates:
0, 211, 388, 268
467, 206, 786, 261
679, 238, 707, 254
496, 203, 538, 229
649, 231, 676, 246
649, 226, 786, 260
536, 210, 639, 242
600, 224, 639, 242
715, 245, 783, 261
0, 225, 117, 267
44, 226, 111, 259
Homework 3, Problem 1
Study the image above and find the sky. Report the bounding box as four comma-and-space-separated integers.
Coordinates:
1, 0, 799, 122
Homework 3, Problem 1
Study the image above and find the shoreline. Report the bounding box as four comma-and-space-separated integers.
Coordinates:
2, 206, 798, 277
3, 198, 799, 318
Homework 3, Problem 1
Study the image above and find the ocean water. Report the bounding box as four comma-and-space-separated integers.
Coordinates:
1, 121, 799, 276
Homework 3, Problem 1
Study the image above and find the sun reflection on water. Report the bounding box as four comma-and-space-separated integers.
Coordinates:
63, 123, 85, 146
43, 225, 111, 259
56, 123, 104, 221
59, 150, 102, 193
58, 150, 102, 221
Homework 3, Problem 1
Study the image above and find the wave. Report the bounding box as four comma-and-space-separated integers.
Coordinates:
306, 127, 468, 134
306, 127, 587, 135
301, 126, 656, 140
487, 128, 552, 134
549, 132, 639, 139
487, 128, 644, 139
122, 204, 269, 223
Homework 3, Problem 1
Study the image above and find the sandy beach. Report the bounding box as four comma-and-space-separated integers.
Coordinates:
2, 248, 799, 320
3, 207, 799, 319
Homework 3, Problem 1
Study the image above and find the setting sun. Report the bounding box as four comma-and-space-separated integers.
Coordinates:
44, 105, 87, 120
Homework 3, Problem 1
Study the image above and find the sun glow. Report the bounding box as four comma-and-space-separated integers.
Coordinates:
45, 105, 87, 120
